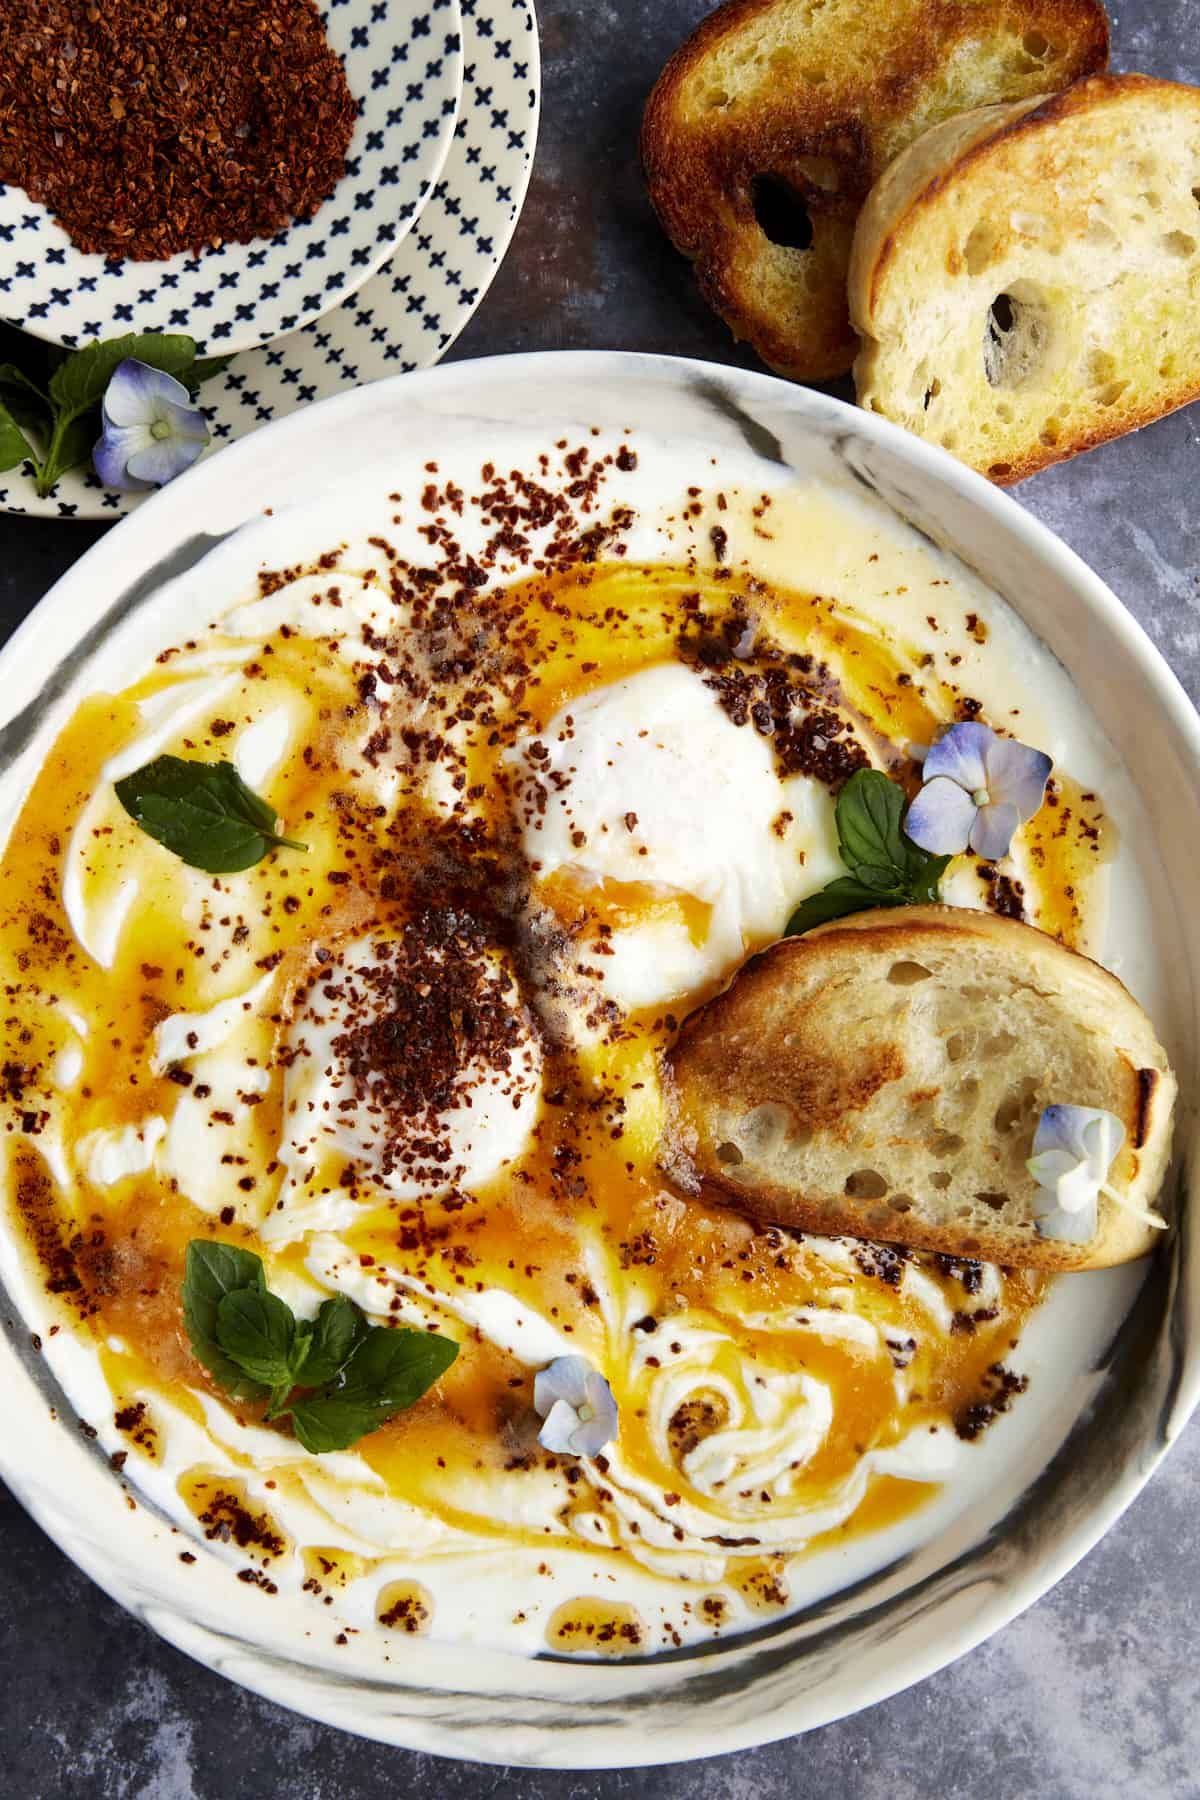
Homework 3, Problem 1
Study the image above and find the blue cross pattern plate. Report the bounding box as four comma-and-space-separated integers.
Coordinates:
0, 0, 465, 360
2, 0, 539, 522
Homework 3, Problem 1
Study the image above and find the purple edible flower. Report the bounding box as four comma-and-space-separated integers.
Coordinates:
904, 721, 1051, 861
93, 358, 209, 493
533, 1354, 619, 1458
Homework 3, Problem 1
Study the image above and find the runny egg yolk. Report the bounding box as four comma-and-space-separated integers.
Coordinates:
0, 540, 1109, 1652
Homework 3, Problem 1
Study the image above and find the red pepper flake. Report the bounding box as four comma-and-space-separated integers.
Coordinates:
0, 0, 357, 261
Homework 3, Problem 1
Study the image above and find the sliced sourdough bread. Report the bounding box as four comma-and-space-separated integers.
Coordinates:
850, 73, 1200, 481
640, 0, 1109, 382
662, 905, 1176, 1270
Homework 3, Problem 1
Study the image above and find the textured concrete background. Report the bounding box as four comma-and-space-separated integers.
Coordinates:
3, 2, 1200, 1795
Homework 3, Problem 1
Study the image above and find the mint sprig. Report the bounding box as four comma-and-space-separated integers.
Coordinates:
0, 327, 229, 496
182, 1242, 458, 1454
114, 755, 307, 874
785, 767, 951, 937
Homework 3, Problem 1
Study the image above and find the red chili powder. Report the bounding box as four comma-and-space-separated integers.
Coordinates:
0, 0, 357, 261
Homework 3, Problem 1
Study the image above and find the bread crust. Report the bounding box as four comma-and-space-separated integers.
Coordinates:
850, 73, 1200, 482
641, 0, 1109, 382
662, 905, 1177, 1271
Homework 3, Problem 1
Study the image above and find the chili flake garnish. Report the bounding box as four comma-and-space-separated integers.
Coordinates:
0, 0, 357, 261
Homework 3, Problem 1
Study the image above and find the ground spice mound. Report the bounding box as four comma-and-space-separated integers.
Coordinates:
0, 0, 357, 261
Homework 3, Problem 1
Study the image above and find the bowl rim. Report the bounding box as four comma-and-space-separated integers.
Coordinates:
1, 349, 1197, 1768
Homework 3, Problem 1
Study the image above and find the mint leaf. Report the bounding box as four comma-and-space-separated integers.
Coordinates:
182, 355, 233, 396
289, 1327, 459, 1454
216, 1286, 297, 1388
296, 1295, 369, 1388
0, 399, 34, 475
48, 332, 198, 423
907, 849, 952, 904
785, 876, 899, 937
785, 768, 951, 937
182, 1240, 269, 1402
835, 768, 908, 872
36, 411, 95, 498
114, 755, 307, 873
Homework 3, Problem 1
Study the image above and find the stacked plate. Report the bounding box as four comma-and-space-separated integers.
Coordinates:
0, 0, 540, 521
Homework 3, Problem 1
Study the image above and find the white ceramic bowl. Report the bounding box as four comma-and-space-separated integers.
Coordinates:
0, 0, 463, 357
1, 353, 1197, 1768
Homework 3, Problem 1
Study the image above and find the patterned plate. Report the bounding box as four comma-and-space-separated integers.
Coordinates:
0, 0, 463, 358
1, 0, 538, 523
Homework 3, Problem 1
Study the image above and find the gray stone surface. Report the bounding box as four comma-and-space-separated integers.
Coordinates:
2, 2, 1199, 1794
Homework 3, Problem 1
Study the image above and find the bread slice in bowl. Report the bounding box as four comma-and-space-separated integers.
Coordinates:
850, 73, 1200, 481
662, 905, 1176, 1270
641, 0, 1109, 382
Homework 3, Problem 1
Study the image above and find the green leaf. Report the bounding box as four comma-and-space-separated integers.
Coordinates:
784, 768, 953, 936
183, 355, 233, 396
48, 332, 198, 423
836, 768, 908, 873
296, 1295, 369, 1388
288, 1327, 459, 1454
35, 411, 96, 497
785, 876, 902, 937
0, 399, 34, 475
216, 1286, 297, 1388
0, 365, 51, 447
908, 851, 952, 904
182, 1240, 269, 1401
114, 755, 307, 873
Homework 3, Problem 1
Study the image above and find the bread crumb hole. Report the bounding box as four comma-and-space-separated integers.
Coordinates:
845, 1169, 888, 1200
1160, 356, 1177, 378
1022, 30, 1050, 56
929, 1171, 952, 1191
929, 1132, 963, 1157
922, 379, 941, 412
751, 175, 813, 249
1140, 191, 1163, 213
984, 285, 1051, 390
983, 1031, 1017, 1058
715, 1141, 743, 1166
1096, 379, 1128, 407
705, 88, 731, 110
1163, 230, 1196, 258
1039, 417, 1061, 448
1086, 217, 1118, 249
944, 1031, 971, 1063
975, 1190, 1010, 1212
889, 1194, 914, 1213
888, 960, 933, 985
989, 463, 1013, 479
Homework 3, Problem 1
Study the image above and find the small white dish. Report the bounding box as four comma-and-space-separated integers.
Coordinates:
0, 0, 537, 523
0, 353, 1196, 1767
0, 0, 464, 359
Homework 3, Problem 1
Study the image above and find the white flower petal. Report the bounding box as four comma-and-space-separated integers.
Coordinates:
533, 1353, 593, 1416
537, 1398, 583, 1454
124, 428, 207, 487
983, 736, 1053, 823
102, 357, 195, 428
969, 800, 1020, 861
1034, 1196, 1099, 1243
92, 420, 157, 492
922, 722, 992, 793
904, 776, 977, 854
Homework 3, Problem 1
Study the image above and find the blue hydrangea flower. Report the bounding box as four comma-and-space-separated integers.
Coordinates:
93, 359, 209, 493
905, 722, 1052, 861
1026, 1104, 1165, 1242
533, 1354, 618, 1457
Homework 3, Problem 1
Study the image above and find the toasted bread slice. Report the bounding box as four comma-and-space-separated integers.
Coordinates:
663, 905, 1176, 1270
850, 73, 1200, 482
641, 0, 1109, 382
